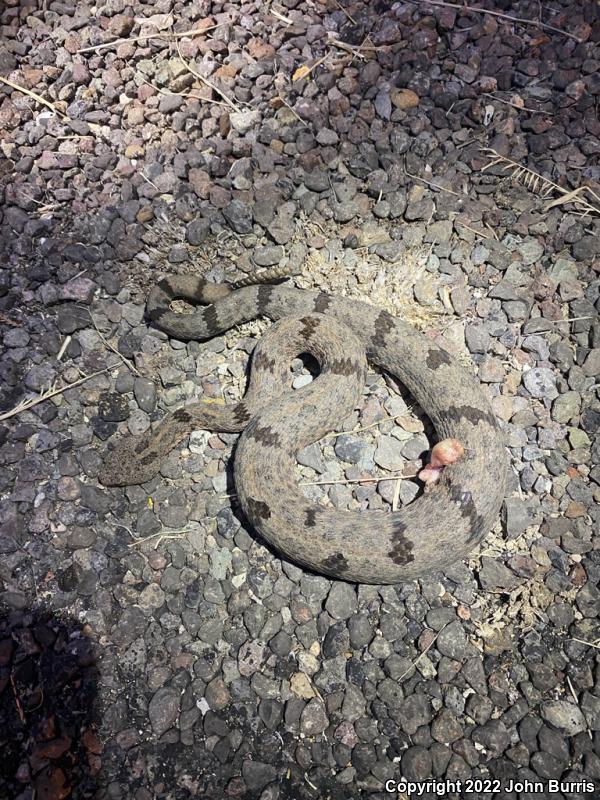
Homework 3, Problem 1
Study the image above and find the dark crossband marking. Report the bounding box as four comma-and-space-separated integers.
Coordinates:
322, 552, 349, 573
445, 405, 498, 428
313, 293, 331, 313
253, 350, 278, 374
257, 284, 275, 314
373, 309, 395, 349
233, 404, 252, 425
305, 506, 327, 527
426, 347, 452, 370
246, 424, 282, 448
247, 497, 271, 521
328, 357, 359, 377
298, 316, 322, 342
202, 305, 219, 332
387, 521, 415, 566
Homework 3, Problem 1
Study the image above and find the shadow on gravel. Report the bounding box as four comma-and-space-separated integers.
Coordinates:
0, 607, 100, 800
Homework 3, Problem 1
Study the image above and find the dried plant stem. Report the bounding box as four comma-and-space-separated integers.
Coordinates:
481, 148, 600, 217
322, 410, 414, 439
270, 7, 293, 25
175, 40, 241, 113
75, 23, 226, 54
455, 220, 493, 240
0, 368, 111, 422
138, 77, 229, 108
329, 39, 367, 60
277, 95, 304, 122
483, 92, 551, 115
392, 477, 402, 512
88, 313, 141, 376
404, 166, 461, 197
219, 470, 416, 500
396, 623, 449, 682
334, 0, 357, 25
127, 529, 192, 548
570, 637, 600, 650
0, 75, 68, 119
302, 474, 408, 487
416, 0, 583, 43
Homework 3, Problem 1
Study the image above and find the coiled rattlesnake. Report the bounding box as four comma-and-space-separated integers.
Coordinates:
99, 276, 507, 584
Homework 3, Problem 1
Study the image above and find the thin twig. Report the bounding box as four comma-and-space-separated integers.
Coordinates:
404, 165, 461, 197
329, 39, 367, 60
277, 94, 304, 122
322, 410, 414, 439
569, 637, 600, 650
292, 53, 330, 82
0, 75, 68, 119
138, 76, 229, 108
566, 674, 593, 740
175, 40, 241, 112
396, 623, 449, 682
481, 148, 600, 217
56, 336, 71, 361
483, 92, 551, 115
270, 7, 293, 25
88, 312, 141, 376
455, 220, 493, 239
10, 676, 25, 723
334, 0, 357, 25
302, 474, 409, 487
75, 23, 226, 54
547, 315, 595, 323
392, 477, 402, 512
219, 470, 416, 500
414, 0, 583, 42
0, 368, 111, 422
127, 529, 193, 548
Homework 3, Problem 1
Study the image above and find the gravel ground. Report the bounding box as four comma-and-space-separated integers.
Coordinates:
1, 1, 599, 798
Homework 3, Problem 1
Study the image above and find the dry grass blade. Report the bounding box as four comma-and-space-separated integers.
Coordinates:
480, 148, 600, 217
175, 40, 241, 113
0, 368, 111, 422
415, 0, 583, 42
76, 22, 226, 54
0, 75, 68, 119
88, 312, 141, 376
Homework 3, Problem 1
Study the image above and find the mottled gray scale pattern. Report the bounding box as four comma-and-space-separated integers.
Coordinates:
253, 350, 278, 374
100, 282, 507, 585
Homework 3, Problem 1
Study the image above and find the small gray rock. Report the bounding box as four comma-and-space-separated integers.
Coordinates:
522, 367, 558, 399
540, 701, 587, 735
325, 582, 358, 620
300, 697, 328, 736
148, 686, 179, 736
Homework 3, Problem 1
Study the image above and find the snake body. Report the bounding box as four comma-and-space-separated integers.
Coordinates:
99, 277, 507, 584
